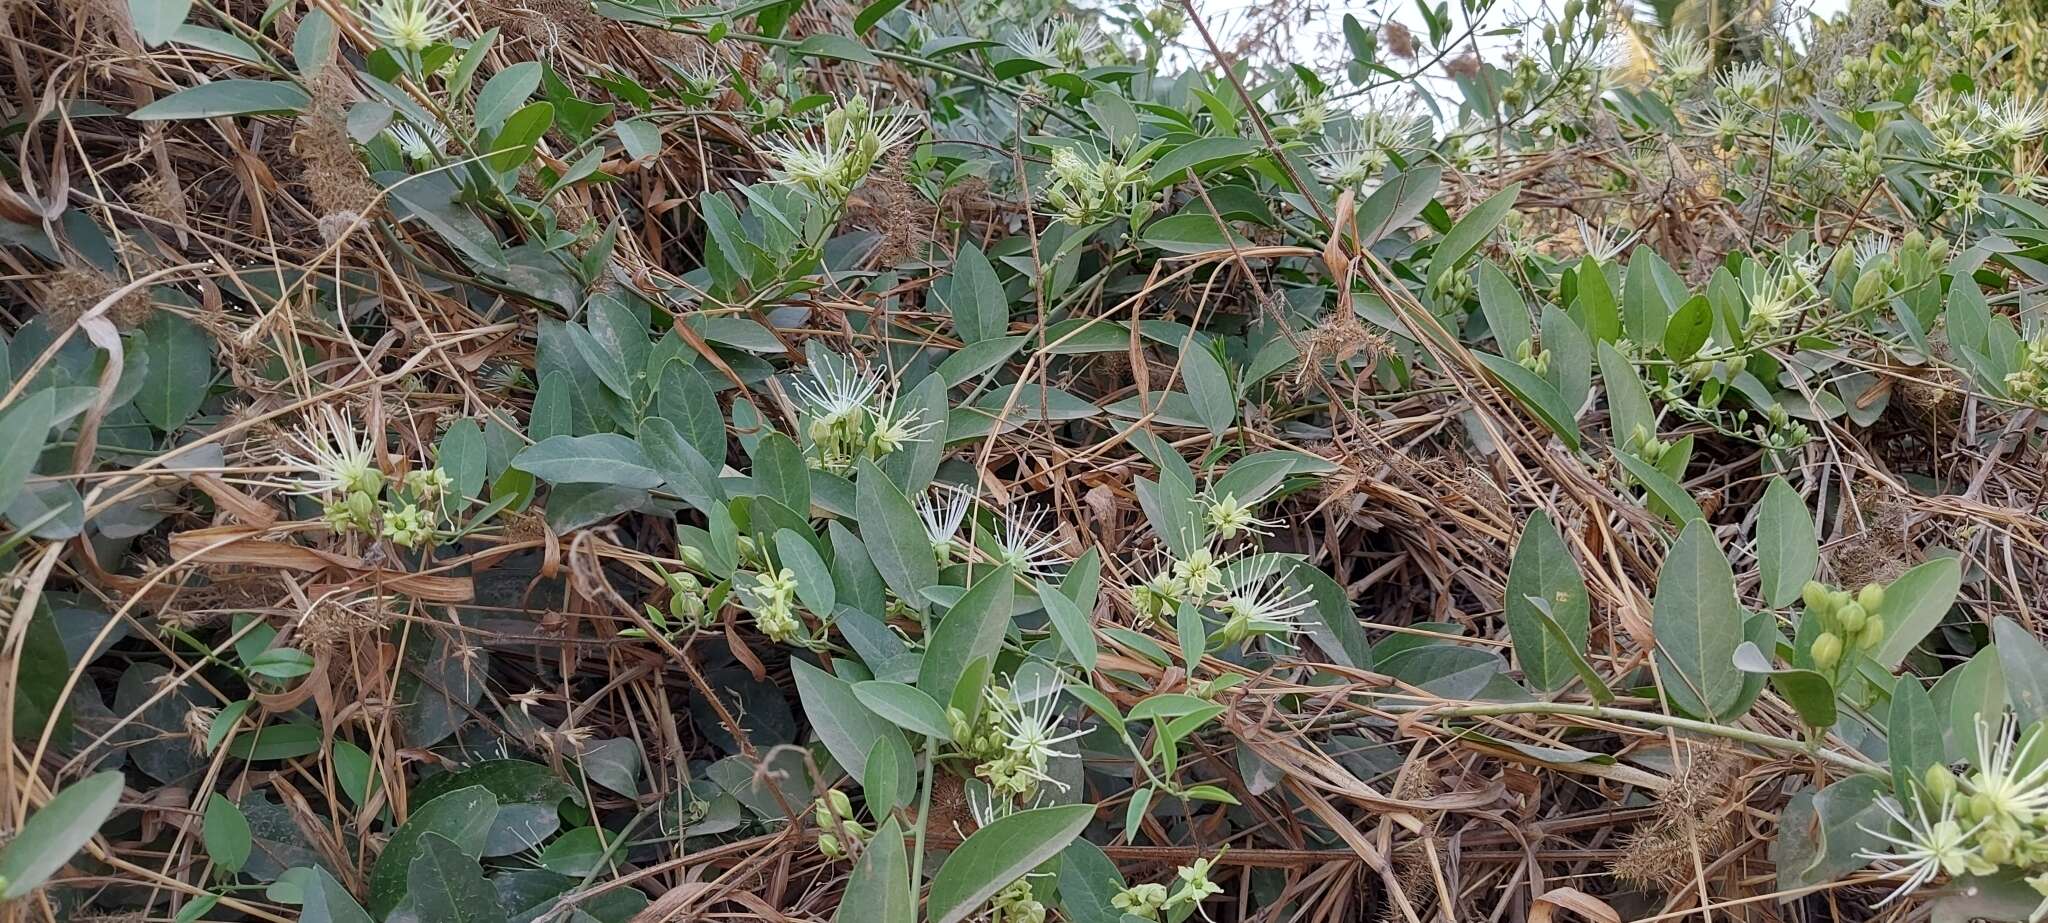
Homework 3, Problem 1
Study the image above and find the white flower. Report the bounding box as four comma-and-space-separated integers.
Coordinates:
1857, 793, 1991, 906
1004, 24, 1060, 62
759, 98, 920, 199
1651, 30, 1711, 84
1310, 106, 1420, 189
1219, 566, 1314, 635
1988, 97, 2048, 146
1851, 234, 1894, 269
1576, 220, 1634, 262
991, 508, 1067, 578
997, 692, 1087, 790
365, 0, 460, 53
915, 484, 973, 548
1965, 713, 2048, 821
388, 121, 446, 162
1201, 491, 1277, 540
281, 406, 380, 497
792, 362, 881, 429
1715, 62, 1775, 103
868, 394, 937, 455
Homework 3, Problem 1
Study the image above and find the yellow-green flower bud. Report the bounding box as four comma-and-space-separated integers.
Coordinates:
1837, 602, 1867, 633
1925, 764, 1958, 802
1859, 615, 1885, 651
1802, 580, 1831, 612
1858, 583, 1885, 613
1812, 632, 1843, 671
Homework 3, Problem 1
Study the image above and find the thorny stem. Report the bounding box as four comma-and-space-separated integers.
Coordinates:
1427, 701, 1888, 777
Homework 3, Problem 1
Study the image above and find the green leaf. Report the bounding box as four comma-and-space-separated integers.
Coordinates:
1137, 213, 1251, 254
1476, 260, 1531, 351
406, 833, 507, 923
1662, 294, 1713, 362
1653, 520, 1746, 721
852, 0, 909, 31
753, 432, 811, 515
836, 818, 912, 923
130, 80, 309, 119
1472, 352, 1580, 449
1889, 677, 1942, 800
367, 786, 498, 918
291, 9, 336, 76
581, 738, 641, 796
170, 25, 261, 61
410, 759, 576, 857
935, 336, 1026, 388
529, 827, 601, 877
794, 33, 881, 64
1503, 511, 1588, 692
1994, 617, 2048, 729
511, 434, 663, 488
790, 659, 912, 790
1055, 839, 1127, 923
1872, 557, 1962, 670
203, 793, 252, 874
487, 101, 553, 171
1180, 344, 1235, 436
133, 311, 213, 431
852, 681, 953, 740
225, 721, 321, 760
917, 566, 1015, 702
1617, 453, 1704, 525
0, 390, 54, 513
855, 458, 939, 612
1757, 477, 1819, 608
1936, 648, 2006, 762
927, 804, 1096, 923
775, 529, 835, 615
655, 360, 727, 463
1430, 183, 1520, 280
1596, 342, 1654, 453
247, 648, 316, 679
1622, 247, 1671, 346
638, 417, 723, 513
129, 0, 193, 45
0, 771, 124, 899
475, 62, 542, 131
1571, 257, 1620, 343
1034, 580, 1098, 671
1146, 137, 1259, 190
1732, 641, 1836, 728
939, 242, 1008, 344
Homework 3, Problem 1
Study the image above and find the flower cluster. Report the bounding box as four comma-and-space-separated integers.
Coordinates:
948, 686, 1085, 801
742, 567, 804, 645
625, 568, 713, 640
791, 361, 935, 472
1135, 544, 1312, 650
1860, 714, 2048, 910
283, 408, 453, 549
1112, 855, 1224, 920
1040, 146, 1147, 226
1801, 579, 1890, 676
812, 790, 872, 860
760, 98, 921, 202
1310, 106, 1422, 190
1744, 256, 1820, 335
2004, 335, 2048, 406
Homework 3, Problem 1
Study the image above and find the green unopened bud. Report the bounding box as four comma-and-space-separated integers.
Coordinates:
1837, 602, 1867, 633
1859, 615, 1885, 651
1811, 632, 1843, 671
1925, 764, 1958, 802
1830, 589, 1854, 612
1858, 583, 1886, 613
1852, 271, 1889, 308
1802, 580, 1831, 613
